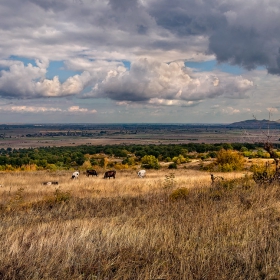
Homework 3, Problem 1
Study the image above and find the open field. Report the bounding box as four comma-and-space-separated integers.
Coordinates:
1, 169, 280, 279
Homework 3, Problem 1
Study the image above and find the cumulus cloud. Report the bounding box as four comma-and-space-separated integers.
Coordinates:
0, 60, 91, 98
0, 56, 254, 110
86, 59, 253, 104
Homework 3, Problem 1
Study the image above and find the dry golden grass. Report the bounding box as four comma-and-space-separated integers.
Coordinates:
1, 169, 280, 279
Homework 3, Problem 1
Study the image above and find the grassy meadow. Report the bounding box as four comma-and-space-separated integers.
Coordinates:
1, 168, 280, 279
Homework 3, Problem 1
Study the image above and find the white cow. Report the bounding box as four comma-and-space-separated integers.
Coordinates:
137, 170, 146, 178
71, 171, 79, 179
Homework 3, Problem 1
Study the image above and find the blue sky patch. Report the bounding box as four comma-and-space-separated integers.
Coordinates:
9, 55, 36, 66
8, 56, 82, 82
46, 61, 82, 82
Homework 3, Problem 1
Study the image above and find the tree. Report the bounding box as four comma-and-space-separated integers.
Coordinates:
245, 114, 280, 174
141, 155, 160, 169
215, 149, 245, 172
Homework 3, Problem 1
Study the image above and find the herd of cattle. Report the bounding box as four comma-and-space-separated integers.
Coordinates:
42, 169, 146, 186
71, 169, 146, 180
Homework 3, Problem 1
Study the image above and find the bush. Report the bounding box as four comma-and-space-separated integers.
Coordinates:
170, 188, 189, 200
53, 189, 71, 203
215, 149, 245, 172
163, 173, 176, 189
208, 151, 217, 158
172, 154, 187, 164
141, 155, 160, 169
168, 162, 177, 169
250, 162, 276, 184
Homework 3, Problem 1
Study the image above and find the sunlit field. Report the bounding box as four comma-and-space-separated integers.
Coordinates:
1, 169, 280, 279
0, 169, 245, 199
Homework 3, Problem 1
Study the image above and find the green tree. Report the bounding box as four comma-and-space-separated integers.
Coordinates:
141, 155, 160, 169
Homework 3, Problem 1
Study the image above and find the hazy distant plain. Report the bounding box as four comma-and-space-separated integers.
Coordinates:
0, 124, 278, 148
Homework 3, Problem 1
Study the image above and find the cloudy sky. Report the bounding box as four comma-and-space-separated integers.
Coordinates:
0, 0, 280, 123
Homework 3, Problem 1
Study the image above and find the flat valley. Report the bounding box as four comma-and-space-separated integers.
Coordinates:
0, 122, 279, 148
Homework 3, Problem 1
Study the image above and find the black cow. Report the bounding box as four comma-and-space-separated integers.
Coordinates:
86, 169, 98, 177
104, 170, 116, 179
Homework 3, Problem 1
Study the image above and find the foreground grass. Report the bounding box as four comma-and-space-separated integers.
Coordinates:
0, 170, 279, 279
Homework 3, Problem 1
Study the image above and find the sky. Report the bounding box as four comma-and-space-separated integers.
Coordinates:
1, 0, 280, 124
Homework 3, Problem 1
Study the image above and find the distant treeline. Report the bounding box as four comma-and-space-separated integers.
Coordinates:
0, 142, 264, 171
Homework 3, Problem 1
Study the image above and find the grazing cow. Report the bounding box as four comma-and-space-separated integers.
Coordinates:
42, 181, 59, 186
104, 170, 116, 179
137, 170, 146, 178
86, 169, 98, 177
72, 171, 79, 179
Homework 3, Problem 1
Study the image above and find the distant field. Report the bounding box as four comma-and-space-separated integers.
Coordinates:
0, 123, 279, 148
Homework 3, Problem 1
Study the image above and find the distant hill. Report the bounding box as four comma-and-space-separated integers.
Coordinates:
227, 119, 280, 129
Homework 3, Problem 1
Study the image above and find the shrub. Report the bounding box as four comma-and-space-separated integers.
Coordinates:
250, 162, 275, 184
90, 158, 98, 166
170, 188, 189, 200
53, 189, 71, 203
172, 154, 187, 164
168, 162, 177, 169
122, 156, 136, 166
114, 163, 129, 170
99, 157, 109, 168
46, 164, 58, 171
82, 160, 92, 170
215, 149, 245, 172
208, 151, 217, 158
163, 173, 176, 189
141, 155, 160, 169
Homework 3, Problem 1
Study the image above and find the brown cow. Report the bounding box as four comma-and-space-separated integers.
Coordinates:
86, 169, 98, 177
104, 170, 116, 179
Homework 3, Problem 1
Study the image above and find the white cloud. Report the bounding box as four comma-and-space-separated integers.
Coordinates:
68, 106, 97, 113
0, 60, 92, 98
267, 108, 278, 113
148, 98, 198, 107
0, 105, 62, 113
86, 59, 253, 104
0, 104, 96, 114
221, 107, 241, 114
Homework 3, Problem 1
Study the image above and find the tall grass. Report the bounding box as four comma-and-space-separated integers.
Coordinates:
0, 170, 279, 279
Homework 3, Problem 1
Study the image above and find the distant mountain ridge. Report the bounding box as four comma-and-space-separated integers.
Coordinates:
228, 119, 280, 129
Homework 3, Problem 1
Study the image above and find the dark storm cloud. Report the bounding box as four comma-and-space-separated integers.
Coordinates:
137, 25, 148, 35
109, 0, 138, 11
148, 0, 227, 36
28, 0, 68, 11
209, 27, 269, 70
148, 0, 280, 74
